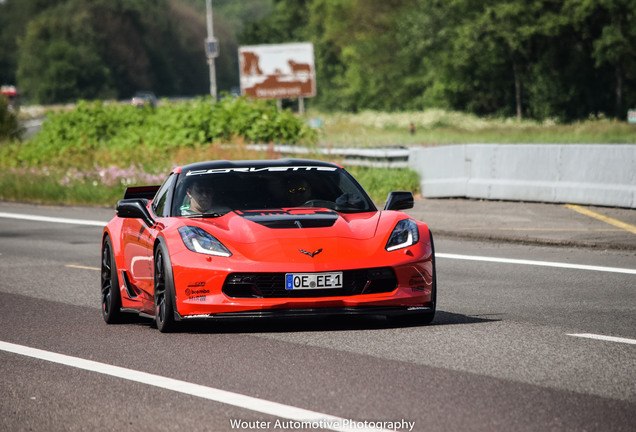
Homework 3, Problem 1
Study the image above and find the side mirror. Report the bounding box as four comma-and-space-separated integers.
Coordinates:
384, 191, 414, 211
116, 199, 155, 227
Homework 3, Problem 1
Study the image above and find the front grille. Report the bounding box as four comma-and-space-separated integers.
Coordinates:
222, 267, 397, 298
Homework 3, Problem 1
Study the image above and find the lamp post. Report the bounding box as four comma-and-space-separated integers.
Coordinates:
205, 0, 219, 101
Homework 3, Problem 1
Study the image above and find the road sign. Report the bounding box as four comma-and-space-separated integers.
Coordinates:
238, 43, 315, 100
205, 38, 219, 58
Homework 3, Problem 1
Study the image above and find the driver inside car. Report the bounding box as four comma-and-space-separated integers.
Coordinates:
180, 178, 228, 215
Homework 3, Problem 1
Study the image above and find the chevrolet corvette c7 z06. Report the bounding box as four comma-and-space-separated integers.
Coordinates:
101, 159, 436, 332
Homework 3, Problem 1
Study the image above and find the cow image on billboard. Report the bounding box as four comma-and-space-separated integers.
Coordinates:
239, 43, 316, 100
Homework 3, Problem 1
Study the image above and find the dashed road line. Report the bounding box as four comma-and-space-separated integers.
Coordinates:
567, 333, 636, 345
66, 264, 100, 271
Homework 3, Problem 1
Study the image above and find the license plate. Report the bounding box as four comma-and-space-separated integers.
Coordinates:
285, 272, 343, 290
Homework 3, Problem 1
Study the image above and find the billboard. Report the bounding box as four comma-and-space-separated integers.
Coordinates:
239, 42, 316, 99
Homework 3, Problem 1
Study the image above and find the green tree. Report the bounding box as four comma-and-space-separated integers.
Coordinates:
0, 0, 64, 83
472, 1, 546, 120
303, 0, 353, 111
331, 0, 412, 111
17, 1, 114, 103
86, 0, 209, 98
13, 0, 214, 102
565, 0, 636, 117
240, 0, 310, 44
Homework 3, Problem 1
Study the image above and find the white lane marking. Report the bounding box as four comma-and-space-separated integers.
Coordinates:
0, 212, 107, 227
436, 253, 636, 275
567, 333, 636, 345
65, 264, 100, 271
0, 341, 390, 432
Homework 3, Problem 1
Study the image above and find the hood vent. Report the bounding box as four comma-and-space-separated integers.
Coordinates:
239, 210, 338, 229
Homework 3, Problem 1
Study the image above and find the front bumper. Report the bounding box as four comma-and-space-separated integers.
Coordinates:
170, 243, 434, 318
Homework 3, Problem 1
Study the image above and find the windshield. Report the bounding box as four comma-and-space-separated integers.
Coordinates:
171, 165, 376, 217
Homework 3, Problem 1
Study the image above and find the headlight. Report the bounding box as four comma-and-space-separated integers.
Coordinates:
178, 226, 232, 257
386, 219, 419, 251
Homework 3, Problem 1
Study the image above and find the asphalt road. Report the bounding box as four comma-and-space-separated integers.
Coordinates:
0, 200, 635, 432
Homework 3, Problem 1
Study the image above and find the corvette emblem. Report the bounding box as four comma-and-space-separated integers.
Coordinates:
299, 248, 323, 258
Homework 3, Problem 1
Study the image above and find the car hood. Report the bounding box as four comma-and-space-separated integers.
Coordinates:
186, 208, 406, 265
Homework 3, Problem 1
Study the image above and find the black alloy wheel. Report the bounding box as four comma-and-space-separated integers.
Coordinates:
154, 242, 177, 333
101, 236, 123, 323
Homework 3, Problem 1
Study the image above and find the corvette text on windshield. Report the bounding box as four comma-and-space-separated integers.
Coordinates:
186, 166, 338, 176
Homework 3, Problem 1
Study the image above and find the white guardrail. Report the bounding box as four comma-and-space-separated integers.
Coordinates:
247, 144, 410, 168
409, 144, 636, 209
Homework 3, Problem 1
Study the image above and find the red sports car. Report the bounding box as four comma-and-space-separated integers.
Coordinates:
101, 159, 436, 332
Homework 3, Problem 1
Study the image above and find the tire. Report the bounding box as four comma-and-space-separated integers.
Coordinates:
154, 241, 178, 333
101, 236, 124, 323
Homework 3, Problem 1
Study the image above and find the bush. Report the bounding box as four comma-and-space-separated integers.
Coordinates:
0, 97, 20, 141
2, 97, 317, 170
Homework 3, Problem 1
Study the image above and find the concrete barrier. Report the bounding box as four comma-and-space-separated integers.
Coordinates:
409, 144, 636, 208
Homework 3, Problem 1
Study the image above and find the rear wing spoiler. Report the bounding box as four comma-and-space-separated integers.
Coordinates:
123, 185, 161, 201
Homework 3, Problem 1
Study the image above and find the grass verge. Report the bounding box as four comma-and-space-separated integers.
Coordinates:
314, 109, 636, 146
